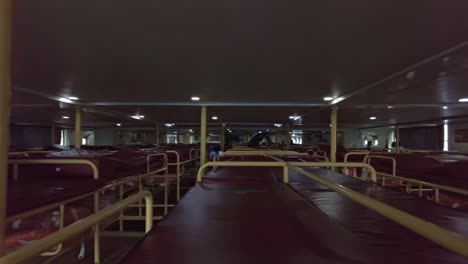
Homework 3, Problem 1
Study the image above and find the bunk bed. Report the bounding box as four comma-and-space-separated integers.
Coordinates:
4, 148, 169, 260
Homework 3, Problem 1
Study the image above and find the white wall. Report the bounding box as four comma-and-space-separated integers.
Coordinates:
448, 123, 468, 152
343, 129, 362, 148
360, 127, 393, 148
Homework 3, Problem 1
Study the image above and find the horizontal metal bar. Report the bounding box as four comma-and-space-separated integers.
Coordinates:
288, 162, 377, 182
8, 159, 100, 180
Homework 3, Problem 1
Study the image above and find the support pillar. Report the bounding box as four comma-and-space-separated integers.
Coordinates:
200, 106, 207, 166
0, 0, 12, 255
286, 124, 291, 150
156, 123, 160, 147
330, 107, 338, 171
74, 108, 82, 149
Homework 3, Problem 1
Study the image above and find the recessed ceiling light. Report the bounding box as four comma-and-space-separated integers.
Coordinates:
212, 116, 218, 120
442, 106, 448, 110
58, 97, 73, 103
387, 105, 393, 109
62, 116, 70, 119
68, 96, 79, 100
323, 97, 334, 101
116, 123, 122, 126
165, 123, 174, 127
369, 116, 377, 120
289, 116, 295, 119
191, 96, 200, 101
459, 98, 468, 103
406, 71, 415, 79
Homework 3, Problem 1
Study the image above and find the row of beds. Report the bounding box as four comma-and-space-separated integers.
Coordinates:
4, 144, 200, 260
4, 144, 468, 263
119, 148, 468, 263
291, 144, 468, 211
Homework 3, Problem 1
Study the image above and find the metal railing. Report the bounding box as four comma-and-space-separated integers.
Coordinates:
0, 191, 153, 264
8, 159, 100, 180
366, 155, 468, 202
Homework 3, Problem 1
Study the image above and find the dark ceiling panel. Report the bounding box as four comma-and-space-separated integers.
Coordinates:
341, 45, 468, 106
12, 0, 468, 104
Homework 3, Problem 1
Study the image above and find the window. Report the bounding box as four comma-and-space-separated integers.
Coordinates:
443, 123, 449, 151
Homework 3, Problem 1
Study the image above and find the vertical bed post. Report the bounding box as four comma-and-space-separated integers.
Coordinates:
0, 0, 12, 256
330, 107, 338, 171
200, 106, 207, 166
395, 125, 400, 153
74, 108, 82, 149
156, 123, 160, 147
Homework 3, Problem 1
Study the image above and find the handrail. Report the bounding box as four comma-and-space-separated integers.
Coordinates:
147, 153, 168, 173
366, 155, 397, 184
197, 161, 287, 183
344, 151, 369, 163
290, 166, 468, 257
8, 159, 100, 180
287, 162, 377, 183
224, 150, 308, 156
0, 191, 153, 264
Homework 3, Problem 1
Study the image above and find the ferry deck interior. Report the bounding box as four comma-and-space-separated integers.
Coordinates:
1, 1, 468, 263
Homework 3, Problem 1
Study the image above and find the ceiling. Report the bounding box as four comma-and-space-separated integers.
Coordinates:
9, 1, 468, 130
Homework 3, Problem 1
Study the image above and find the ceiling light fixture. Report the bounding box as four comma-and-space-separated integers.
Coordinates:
191, 96, 200, 101
274, 123, 282, 127
62, 116, 70, 119
131, 115, 145, 120
212, 116, 218, 120
442, 106, 448, 110
323, 97, 334, 101
459, 98, 468, 103
58, 97, 73, 104
369, 116, 377, 120
116, 123, 122, 127
387, 105, 393, 109
165, 123, 174, 127
68, 96, 79, 100
289, 116, 295, 119
331, 97, 345, 104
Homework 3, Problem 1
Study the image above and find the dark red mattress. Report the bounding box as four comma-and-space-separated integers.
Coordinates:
368, 153, 468, 189
7, 179, 102, 216
121, 167, 386, 264
281, 167, 468, 263
7, 148, 167, 216
8, 148, 166, 181
122, 166, 468, 263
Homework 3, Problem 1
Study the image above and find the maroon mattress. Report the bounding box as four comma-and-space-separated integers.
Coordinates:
8, 148, 166, 181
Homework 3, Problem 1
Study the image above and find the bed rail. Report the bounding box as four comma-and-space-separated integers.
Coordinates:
366, 155, 468, 202
8, 159, 100, 180
0, 190, 153, 264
